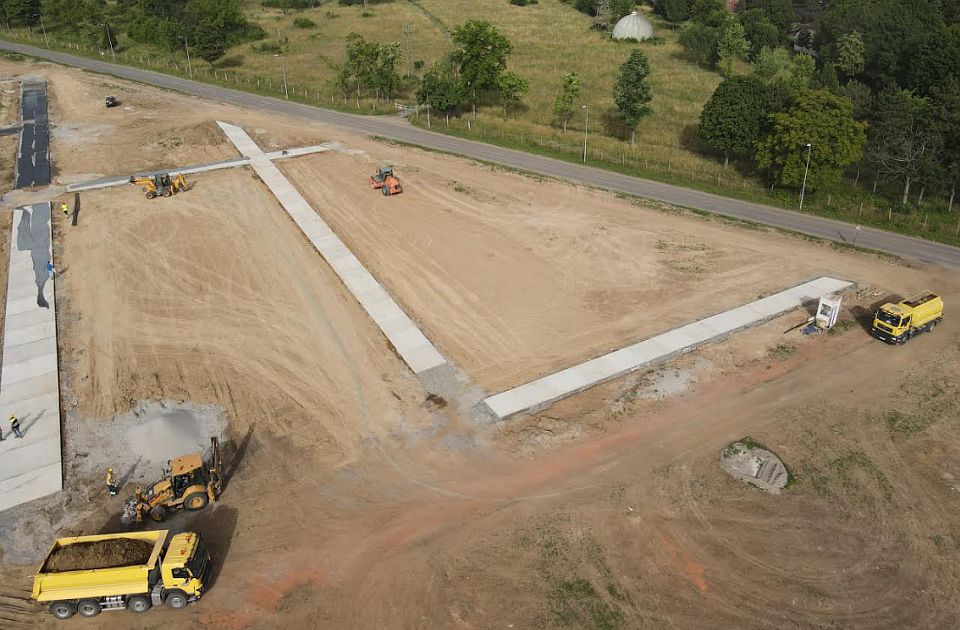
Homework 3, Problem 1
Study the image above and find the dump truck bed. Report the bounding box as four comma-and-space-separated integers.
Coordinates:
32, 530, 168, 602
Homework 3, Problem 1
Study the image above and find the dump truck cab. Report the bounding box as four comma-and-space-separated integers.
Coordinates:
157, 532, 211, 606
871, 291, 943, 344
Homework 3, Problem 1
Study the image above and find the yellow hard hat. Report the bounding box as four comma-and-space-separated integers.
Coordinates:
108, 467, 113, 473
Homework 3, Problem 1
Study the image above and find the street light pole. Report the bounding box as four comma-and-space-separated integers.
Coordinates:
104, 24, 115, 61
275, 54, 289, 99
183, 37, 193, 78
582, 105, 589, 163
799, 142, 812, 210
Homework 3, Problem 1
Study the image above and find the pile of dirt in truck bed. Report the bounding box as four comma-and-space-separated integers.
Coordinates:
44, 539, 155, 572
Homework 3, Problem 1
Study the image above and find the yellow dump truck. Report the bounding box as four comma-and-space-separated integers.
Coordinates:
871, 291, 944, 344
32, 530, 212, 620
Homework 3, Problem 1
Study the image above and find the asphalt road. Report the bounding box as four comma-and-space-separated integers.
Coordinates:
3, 40, 959, 268
15, 76, 49, 188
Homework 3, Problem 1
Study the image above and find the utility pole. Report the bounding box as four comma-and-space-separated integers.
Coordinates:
403, 24, 414, 77
275, 54, 289, 99
799, 143, 812, 210
582, 105, 589, 163
39, 12, 48, 48
105, 24, 115, 61
183, 37, 193, 78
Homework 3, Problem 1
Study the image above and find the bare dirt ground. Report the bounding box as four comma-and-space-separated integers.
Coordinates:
0, 58, 959, 630
280, 152, 933, 391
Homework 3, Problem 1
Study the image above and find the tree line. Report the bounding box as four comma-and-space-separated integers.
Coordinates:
669, 0, 960, 211
2, 0, 263, 63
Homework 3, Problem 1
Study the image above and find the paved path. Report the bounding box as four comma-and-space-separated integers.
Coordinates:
483, 277, 853, 419
15, 76, 49, 188
65, 143, 339, 192
1, 41, 958, 268
0, 202, 62, 511
217, 121, 447, 375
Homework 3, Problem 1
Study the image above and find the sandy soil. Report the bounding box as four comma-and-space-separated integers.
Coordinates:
0, 57, 958, 630
58, 168, 433, 464
280, 152, 934, 391
43, 539, 154, 572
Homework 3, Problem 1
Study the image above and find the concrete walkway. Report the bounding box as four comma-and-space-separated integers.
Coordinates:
217, 121, 447, 375
483, 277, 853, 419
65, 143, 338, 193
0, 202, 62, 511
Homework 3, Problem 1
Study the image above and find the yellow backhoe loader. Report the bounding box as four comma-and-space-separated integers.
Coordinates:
122, 438, 223, 527
130, 173, 187, 199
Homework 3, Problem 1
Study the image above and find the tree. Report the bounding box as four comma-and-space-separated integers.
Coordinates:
613, 49, 652, 144
786, 53, 815, 90
185, 0, 251, 64
553, 71, 582, 133
450, 20, 512, 115
741, 0, 795, 33
834, 30, 865, 79
497, 71, 529, 114
740, 8, 779, 59
716, 13, 749, 77
654, 0, 690, 23
688, 0, 725, 24
931, 81, 960, 211
679, 21, 719, 66
2, 0, 40, 26
699, 75, 766, 167
840, 79, 873, 120
417, 58, 463, 124
816, 62, 840, 95
755, 90, 867, 190
751, 46, 788, 81
869, 89, 942, 204
339, 33, 404, 101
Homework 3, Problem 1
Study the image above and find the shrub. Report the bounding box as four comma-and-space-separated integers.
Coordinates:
293, 17, 317, 28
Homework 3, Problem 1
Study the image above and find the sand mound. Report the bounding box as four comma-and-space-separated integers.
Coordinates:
44, 539, 154, 572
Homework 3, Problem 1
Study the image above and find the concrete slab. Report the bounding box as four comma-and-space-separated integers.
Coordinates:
0, 203, 62, 512
483, 276, 853, 419
217, 121, 448, 376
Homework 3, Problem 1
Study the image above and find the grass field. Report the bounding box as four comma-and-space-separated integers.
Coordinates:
4, 0, 960, 245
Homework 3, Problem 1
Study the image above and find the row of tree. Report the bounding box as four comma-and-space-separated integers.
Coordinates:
414, 20, 529, 120
1, 0, 262, 63
692, 0, 960, 209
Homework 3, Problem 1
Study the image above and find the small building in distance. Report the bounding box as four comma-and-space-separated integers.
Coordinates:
612, 11, 655, 42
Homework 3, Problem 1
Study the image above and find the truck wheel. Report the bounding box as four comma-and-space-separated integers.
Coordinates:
163, 188, 172, 197
165, 590, 188, 609
77, 599, 101, 617
927, 321, 937, 333
150, 506, 166, 522
49, 601, 76, 620
127, 594, 151, 613
184, 491, 208, 511
146, 191, 156, 199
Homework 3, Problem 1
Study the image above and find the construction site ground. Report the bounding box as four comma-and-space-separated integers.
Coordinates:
0, 59, 959, 629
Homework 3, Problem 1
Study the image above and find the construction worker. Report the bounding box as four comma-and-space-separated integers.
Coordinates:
9, 415, 22, 439
106, 468, 119, 496
60, 201, 69, 218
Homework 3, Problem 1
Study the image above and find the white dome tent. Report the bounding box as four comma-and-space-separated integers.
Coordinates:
612, 11, 655, 42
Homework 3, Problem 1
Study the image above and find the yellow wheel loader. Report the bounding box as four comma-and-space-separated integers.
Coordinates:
122, 438, 223, 527
130, 173, 187, 199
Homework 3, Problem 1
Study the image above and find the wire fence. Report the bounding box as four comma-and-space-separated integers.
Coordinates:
5, 26, 960, 245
